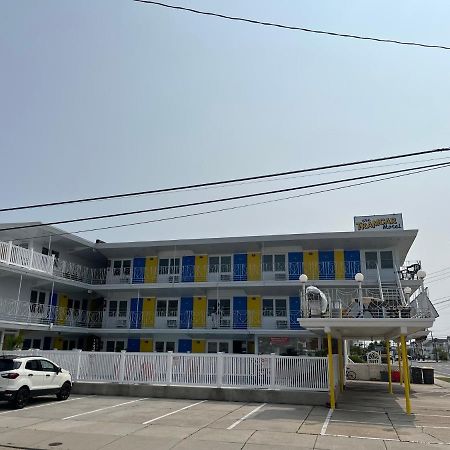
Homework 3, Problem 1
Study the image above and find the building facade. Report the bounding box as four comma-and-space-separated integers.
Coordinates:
0, 217, 435, 354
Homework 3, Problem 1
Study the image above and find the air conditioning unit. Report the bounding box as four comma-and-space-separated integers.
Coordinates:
168, 275, 180, 283
167, 319, 178, 328
275, 273, 287, 281
220, 318, 231, 328
119, 277, 130, 284
116, 319, 127, 328
220, 274, 231, 281
276, 320, 288, 329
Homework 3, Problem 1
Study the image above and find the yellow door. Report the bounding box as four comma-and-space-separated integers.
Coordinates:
57, 294, 69, 325
248, 296, 262, 328
142, 298, 156, 328
144, 257, 158, 283
192, 340, 206, 353
195, 255, 208, 282
193, 296, 207, 328
140, 339, 153, 352
247, 253, 261, 281
304, 251, 319, 279
334, 250, 345, 280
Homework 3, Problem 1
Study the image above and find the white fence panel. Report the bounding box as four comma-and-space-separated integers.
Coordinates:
79, 352, 122, 382
123, 353, 168, 384
172, 354, 217, 386
275, 356, 328, 391
223, 354, 271, 388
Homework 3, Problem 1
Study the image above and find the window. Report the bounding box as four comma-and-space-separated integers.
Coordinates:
42, 247, 60, 260
208, 256, 231, 273
207, 341, 230, 353
365, 252, 378, 270
122, 260, 131, 275
156, 300, 179, 317
380, 251, 394, 269
159, 258, 180, 275
106, 341, 115, 352
263, 254, 286, 272
207, 299, 230, 316
0, 360, 20, 371
155, 341, 175, 352
30, 290, 46, 313
111, 260, 131, 276
263, 298, 287, 317
106, 340, 124, 352
118, 301, 127, 317
109, 301, 117, 317
39, 360, 58, 372
25, 360, 41, 371
109, 300, 127, 317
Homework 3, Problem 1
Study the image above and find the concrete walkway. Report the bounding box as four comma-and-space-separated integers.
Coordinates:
0, 379, 448, 449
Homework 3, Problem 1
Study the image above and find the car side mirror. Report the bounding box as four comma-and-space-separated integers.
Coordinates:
57, 367, 62, 374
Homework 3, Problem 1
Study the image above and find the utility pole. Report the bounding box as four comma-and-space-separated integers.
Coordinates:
430, 331, 438, 363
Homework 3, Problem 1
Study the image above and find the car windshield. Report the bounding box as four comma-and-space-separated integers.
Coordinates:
0, 359, 20, 371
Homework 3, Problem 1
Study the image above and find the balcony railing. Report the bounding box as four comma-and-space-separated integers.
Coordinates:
0, 241, 54, 275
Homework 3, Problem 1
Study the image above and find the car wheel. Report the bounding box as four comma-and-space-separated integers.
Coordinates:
57, 382, 71, 401
13, 387, 30, 409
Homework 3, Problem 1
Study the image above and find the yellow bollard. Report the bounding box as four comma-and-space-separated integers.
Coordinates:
400, 335, 411, 414
338, 338, 344, 393
397, 342, 403, 385
386, 340, 393, 394
327, 332, 336, 409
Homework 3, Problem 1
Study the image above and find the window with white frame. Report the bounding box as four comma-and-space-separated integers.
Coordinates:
156, 299, 179, 317
207, 299, 231, 316
380, 251, 394, 269
108, 300, 128, 317
207, 341, 230, 353
29, 290, 46, 313
110, 259, 131, 277
262, 254, 286, 272
208, 256, 232, 274
263, 298, 287, 317
155, 341, 175, 352
105, 340, 125, 352
158, 258, 180, 275
365, 252, 378, 270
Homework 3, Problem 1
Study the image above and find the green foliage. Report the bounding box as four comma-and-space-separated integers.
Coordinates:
314, 350, 327, 357
438, 350, 449, 361
3, 332, 24, 351
349, 354, 364, 363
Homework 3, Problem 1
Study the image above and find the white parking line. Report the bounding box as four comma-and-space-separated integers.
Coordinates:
320, 408, 333, 435
142, 400, 207, 425
0, 397, 82, 415
324, 433, 398, 442
227, 403, 266, 430
331, 419, 389, 426
62, 398, 145, 420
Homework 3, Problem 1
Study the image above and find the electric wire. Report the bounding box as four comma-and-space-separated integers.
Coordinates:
1, 161, 449, 233
133, 0, 450, 52
0, 148, 449, 213
4, 160, 450, 242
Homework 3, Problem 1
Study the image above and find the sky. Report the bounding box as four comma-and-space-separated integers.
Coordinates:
0, 1, 449, 335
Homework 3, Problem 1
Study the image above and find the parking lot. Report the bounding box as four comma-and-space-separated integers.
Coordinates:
0, 380, 449, 449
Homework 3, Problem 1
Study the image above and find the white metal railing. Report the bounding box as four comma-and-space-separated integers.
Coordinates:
8, 350, 329, 391
0, 241, 54, 275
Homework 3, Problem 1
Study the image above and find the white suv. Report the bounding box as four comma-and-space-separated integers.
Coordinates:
0, 355, 72, 409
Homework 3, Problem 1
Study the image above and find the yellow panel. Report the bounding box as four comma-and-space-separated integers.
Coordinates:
140, 339, 153, 352
192, 339, 206, 353
248, 296, 261, 328
304, 251, 319, 279
144, 257, 158, 283
247, 253, 261, 281
247, 341, 255, 354
334, 250, 345, 280
142, 297, 155, 328
57, 294, 68, 325
193, 296, 207, 328
194, 255, 208, 282
53, 337, 63, 350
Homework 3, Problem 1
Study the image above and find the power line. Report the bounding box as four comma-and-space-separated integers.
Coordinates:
1, 148, 448, 214
133, 0, 450, 52
4, 160, 450, 241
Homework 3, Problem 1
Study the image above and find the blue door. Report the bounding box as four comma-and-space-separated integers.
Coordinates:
233, 254, 247, 281
132, 257, 145, 283
344, 250, 361, 279
233, 297, 247, 329
127, 338, 140, 352
49, 292, 58, 322
288, 252, 303, 280
179, 297, 193, 329
319, 251, 335, 280
289, 297, 301, 329
181, 256, 195, 282
130, 298, 142, 329
43, 336, 52, 350
178, 339, 192, 353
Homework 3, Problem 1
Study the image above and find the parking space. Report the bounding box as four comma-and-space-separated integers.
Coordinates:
0, 381, 449, 449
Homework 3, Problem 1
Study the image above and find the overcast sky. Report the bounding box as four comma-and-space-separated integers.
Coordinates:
1, 1, 449, 336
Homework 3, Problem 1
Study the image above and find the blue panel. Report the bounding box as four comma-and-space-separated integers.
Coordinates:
344, 250, 361, 280
289, 297, 301, 329
178, 339, 192, 353
319, 251, 335, 280
288, 252, 303, 280
132, 257, 145, 283
130, 298, 142, 329
233, 296, 247, 329
43, 336, 52, 350
127, 338, 140, 352
180, 297, 193, 329
233, 253, 247, 281
181, 256, 195, 282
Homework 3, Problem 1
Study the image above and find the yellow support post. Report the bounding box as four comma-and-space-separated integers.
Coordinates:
338, 338, 344, 393
386, 340, 393, 394
400, 335, 411, 414
397, 342, 403, 385
327, 332, 336, 409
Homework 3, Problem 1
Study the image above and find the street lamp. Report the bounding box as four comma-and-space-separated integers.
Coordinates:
403, 286, 412, 305
299, 274, 308, 318
355, 272, 364, 316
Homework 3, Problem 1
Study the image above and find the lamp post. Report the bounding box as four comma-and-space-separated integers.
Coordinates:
355, 272, 364, 316
403, 286, 412, 306
299, 274, 308, 317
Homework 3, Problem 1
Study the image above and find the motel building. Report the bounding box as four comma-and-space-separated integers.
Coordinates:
0, 214, 437, 412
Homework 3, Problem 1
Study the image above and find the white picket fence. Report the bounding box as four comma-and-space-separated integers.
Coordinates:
7, 350, 330, 391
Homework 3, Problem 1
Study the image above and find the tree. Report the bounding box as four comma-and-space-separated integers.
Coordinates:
3, 332, 24, 351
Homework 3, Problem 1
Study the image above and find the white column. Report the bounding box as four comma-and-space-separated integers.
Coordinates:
254, 335, 259, 355
0, 330, 5, 350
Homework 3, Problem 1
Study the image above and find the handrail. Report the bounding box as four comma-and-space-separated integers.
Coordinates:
376, 263, 385, 303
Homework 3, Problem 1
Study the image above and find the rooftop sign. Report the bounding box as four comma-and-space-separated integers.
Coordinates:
354, 214, 403, 232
